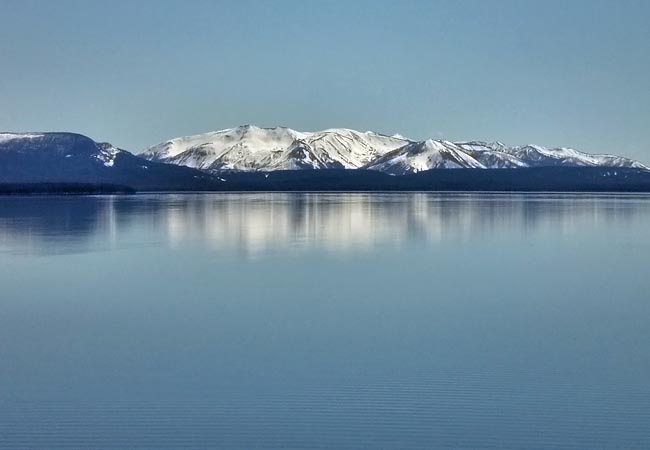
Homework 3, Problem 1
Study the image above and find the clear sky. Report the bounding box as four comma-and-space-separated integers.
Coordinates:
1, 0, 649, 160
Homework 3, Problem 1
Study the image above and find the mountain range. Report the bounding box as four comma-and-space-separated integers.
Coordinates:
140, 125, 649, 174
1, 127, 650, 192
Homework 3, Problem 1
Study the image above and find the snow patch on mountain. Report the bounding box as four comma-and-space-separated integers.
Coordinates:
0, 133, 45, 144
96, 143, 123, 167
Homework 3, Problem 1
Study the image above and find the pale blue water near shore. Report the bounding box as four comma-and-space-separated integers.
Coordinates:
1, 193, 649, 449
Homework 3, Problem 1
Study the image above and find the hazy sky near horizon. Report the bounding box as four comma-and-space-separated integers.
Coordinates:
1, 0, 649, 160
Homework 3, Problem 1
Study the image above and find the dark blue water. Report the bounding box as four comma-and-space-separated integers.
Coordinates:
1, 193, 649, 449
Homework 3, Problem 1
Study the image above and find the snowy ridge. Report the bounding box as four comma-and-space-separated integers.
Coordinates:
141, 125, 410, 171
365, 140, 486, 175
501, 145, 649, 170
141, 126, 649, 173
0, 133, 45, 144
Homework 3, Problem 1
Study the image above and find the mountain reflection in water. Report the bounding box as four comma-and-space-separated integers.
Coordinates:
1, 192, 648, 257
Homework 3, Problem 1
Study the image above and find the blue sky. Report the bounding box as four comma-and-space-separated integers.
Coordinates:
1, 0, 649, 160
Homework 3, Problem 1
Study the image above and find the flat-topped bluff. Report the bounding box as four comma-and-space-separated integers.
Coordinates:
0, 132, 223, 191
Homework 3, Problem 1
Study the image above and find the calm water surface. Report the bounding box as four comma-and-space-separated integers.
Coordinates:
1, 193, 649, 449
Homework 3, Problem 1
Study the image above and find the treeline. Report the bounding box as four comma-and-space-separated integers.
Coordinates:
206, 166, 650, 192
0, 183, 136, 195
2, 167, 650, 193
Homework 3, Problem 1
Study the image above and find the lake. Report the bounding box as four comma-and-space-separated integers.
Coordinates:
1, 193, 649, 449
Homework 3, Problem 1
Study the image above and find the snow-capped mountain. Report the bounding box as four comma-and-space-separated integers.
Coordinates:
364, 140, 486, 175
455, 141, 528, 169
498, 145, 649, 169
141, 125, 410, 171
140, 126, 649, 173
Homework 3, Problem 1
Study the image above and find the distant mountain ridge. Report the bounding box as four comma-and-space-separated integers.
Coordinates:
139, 125, 650, 174
3, 129, 650, 193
